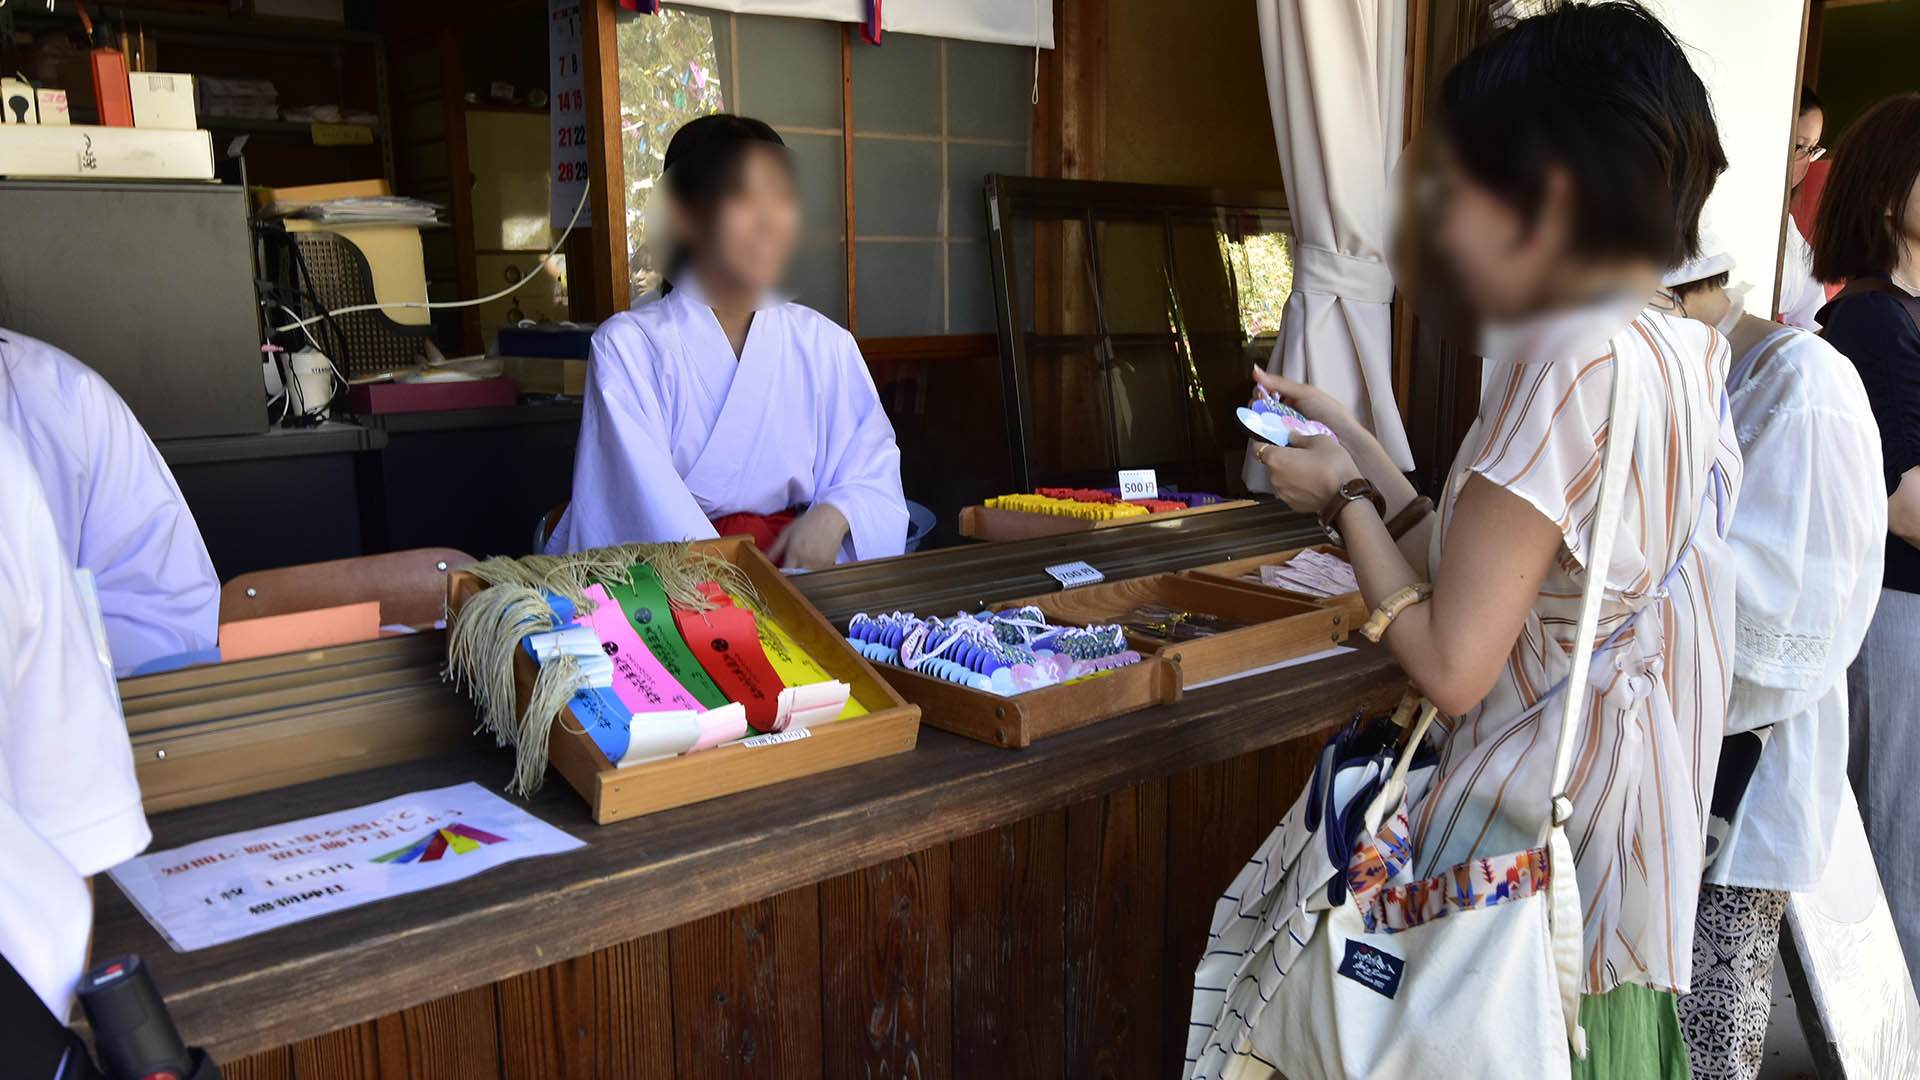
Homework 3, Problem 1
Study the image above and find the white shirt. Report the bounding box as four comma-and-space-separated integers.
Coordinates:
0, 424, 152, 1021
550, 278, 907, 562
1777, 215, 1824, 331
1706, 326, 1884, 891
0, 331, 219, 673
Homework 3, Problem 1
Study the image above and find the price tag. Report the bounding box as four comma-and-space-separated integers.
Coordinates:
548, 0, 589, 228
1118, 468, 1159, 501
1046, 561, 1105, 589
742, 728, 812, 749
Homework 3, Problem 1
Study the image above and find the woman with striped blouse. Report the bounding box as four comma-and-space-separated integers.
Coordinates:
1248, 6, 1740, 1076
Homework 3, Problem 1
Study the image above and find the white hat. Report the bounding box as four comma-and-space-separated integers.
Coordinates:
1662, 227, 1735, 288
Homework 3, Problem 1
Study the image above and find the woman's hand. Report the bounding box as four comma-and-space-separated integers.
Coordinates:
768, 502, 850, 570
1254, 435, 1364, 516
1250, 366, 1363, 441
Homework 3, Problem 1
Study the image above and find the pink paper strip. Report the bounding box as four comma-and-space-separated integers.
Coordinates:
578, 584, 706, 715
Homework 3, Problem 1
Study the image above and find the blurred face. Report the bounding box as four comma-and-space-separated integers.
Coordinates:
1424, 144, 1573, 321
685, 146, 799, 296
1791, 107, 1824, 190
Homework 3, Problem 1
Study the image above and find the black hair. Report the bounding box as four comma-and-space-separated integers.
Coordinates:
658, 113, 790, 293
1671, 269, 1729, 300
1438, 1, 1726, 268
1813, 93, 1920, 282
1800, 85, 1823, 117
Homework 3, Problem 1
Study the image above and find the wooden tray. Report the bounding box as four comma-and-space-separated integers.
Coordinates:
1001, 573, 1345, 688
881, 651, 1182, 749
123, 634, 473, 813
1183, 543, 1368, 629
447, 537, 920, 824
958, 498, 1256, 541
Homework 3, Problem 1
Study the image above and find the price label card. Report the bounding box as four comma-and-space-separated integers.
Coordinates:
548, 0, 589, 228
1118, 468, 1159, 501
1046, 561, 1105, 589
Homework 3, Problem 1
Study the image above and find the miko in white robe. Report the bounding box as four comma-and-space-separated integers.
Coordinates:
0, 332, 219, 673
549, 277, 907, 563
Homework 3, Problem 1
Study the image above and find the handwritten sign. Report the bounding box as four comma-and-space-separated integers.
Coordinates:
1046, 561, 1105, 589
108, 783, 583, 951
548, 0, 590, 227
1118, 468, 1159, 501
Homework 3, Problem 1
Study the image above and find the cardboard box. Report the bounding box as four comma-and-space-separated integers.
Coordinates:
129, 72, 197, 130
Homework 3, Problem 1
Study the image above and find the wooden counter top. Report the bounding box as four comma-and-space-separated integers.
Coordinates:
92, 647, 1403, 1062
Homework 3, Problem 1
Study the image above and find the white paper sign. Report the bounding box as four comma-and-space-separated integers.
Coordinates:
1046, 560, 1105, 589
548, 0, 590, 228
109, 782, 584, 952
742, 728, 812, 748
1118, 468, 1159, 501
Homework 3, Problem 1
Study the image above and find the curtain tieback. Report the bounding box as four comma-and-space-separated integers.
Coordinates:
1290, 242, 1395, 305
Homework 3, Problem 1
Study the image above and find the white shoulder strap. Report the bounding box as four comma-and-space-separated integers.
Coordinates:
1542, 330, 1642, 1060
1546, 333, 1641, 805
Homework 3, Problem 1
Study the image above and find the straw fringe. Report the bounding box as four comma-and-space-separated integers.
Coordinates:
445, 542, 759, 796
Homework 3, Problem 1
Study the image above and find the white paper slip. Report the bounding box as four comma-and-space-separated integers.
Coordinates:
1046, 560, 1105, 589
1117, 468, 1159, 501
108, 782, 584, 952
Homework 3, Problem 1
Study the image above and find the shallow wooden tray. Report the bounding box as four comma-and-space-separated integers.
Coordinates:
879, 652, 1182, 749
447, 537, 920, 824
123, 634, 473, 813
1001, 573, 1345, 688
1182, 543, 1368, 629
958, 498, 1257, 541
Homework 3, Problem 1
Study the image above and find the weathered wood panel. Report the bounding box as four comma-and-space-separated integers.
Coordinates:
1064, 781, 1168, 1080
669, 886, 824, 1080
950, 811, 1069, 1079
820, 849, 953, 1080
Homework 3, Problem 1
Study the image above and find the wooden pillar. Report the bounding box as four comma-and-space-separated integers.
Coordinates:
580, 0, 628, 320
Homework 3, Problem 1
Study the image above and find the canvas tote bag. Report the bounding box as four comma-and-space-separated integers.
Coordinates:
1186, 336, 1648, 1080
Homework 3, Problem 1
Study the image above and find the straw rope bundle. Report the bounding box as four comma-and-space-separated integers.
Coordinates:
445, 542, 760, 796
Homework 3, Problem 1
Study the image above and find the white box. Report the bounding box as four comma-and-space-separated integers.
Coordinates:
0, 125, 215, 179
0, 79, 35, 124
129, 72, 199, 131
36, 89, 71, 126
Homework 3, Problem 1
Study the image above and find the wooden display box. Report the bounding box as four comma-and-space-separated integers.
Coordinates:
884, 652, 1182, 749
1183, 544, 1368, 629
446, 537, 920, 824
1002, 573, 1346, 688
124, 634, 473, 813
957, 498, 1256, 542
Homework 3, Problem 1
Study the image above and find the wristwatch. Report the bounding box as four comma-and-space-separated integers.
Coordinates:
1318, 478, 1386, 538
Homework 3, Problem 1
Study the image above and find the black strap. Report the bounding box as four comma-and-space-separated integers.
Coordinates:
1817, 276, 1920, 336
0, 950, 100, 1080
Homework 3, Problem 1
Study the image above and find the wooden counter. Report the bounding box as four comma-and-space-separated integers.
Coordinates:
96, 648, 1402, 1077
94, 502, 1400, 1078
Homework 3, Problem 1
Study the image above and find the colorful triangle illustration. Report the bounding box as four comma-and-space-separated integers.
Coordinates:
373, 823, 509, 864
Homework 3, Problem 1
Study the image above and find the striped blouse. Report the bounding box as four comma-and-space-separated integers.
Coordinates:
1412, 301, 1743, 996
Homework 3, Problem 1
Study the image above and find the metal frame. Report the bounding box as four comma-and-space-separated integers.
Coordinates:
984, 174, 1291, 492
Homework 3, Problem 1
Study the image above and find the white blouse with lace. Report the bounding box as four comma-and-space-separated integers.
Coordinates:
1704, 326, 1884, 891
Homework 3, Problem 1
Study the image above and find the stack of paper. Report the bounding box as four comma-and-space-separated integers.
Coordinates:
1258, 550, 1358, 598
272, 195, 442, 226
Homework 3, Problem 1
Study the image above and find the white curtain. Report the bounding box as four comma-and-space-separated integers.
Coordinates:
1245, 0, 1413, 489
676, 0, 1054, 48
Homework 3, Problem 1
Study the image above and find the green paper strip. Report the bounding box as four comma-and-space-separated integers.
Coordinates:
599, 566, 730, 709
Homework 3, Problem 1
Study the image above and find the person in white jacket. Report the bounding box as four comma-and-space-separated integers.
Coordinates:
0, 422, 152, 1041
1663, 234, 1885, 1080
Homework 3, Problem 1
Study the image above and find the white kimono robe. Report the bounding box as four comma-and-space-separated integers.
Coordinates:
1706, 326, 1884, 891
0, 424, 151, 1020
0, 332, 219, 673
549, 280, 907, 562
